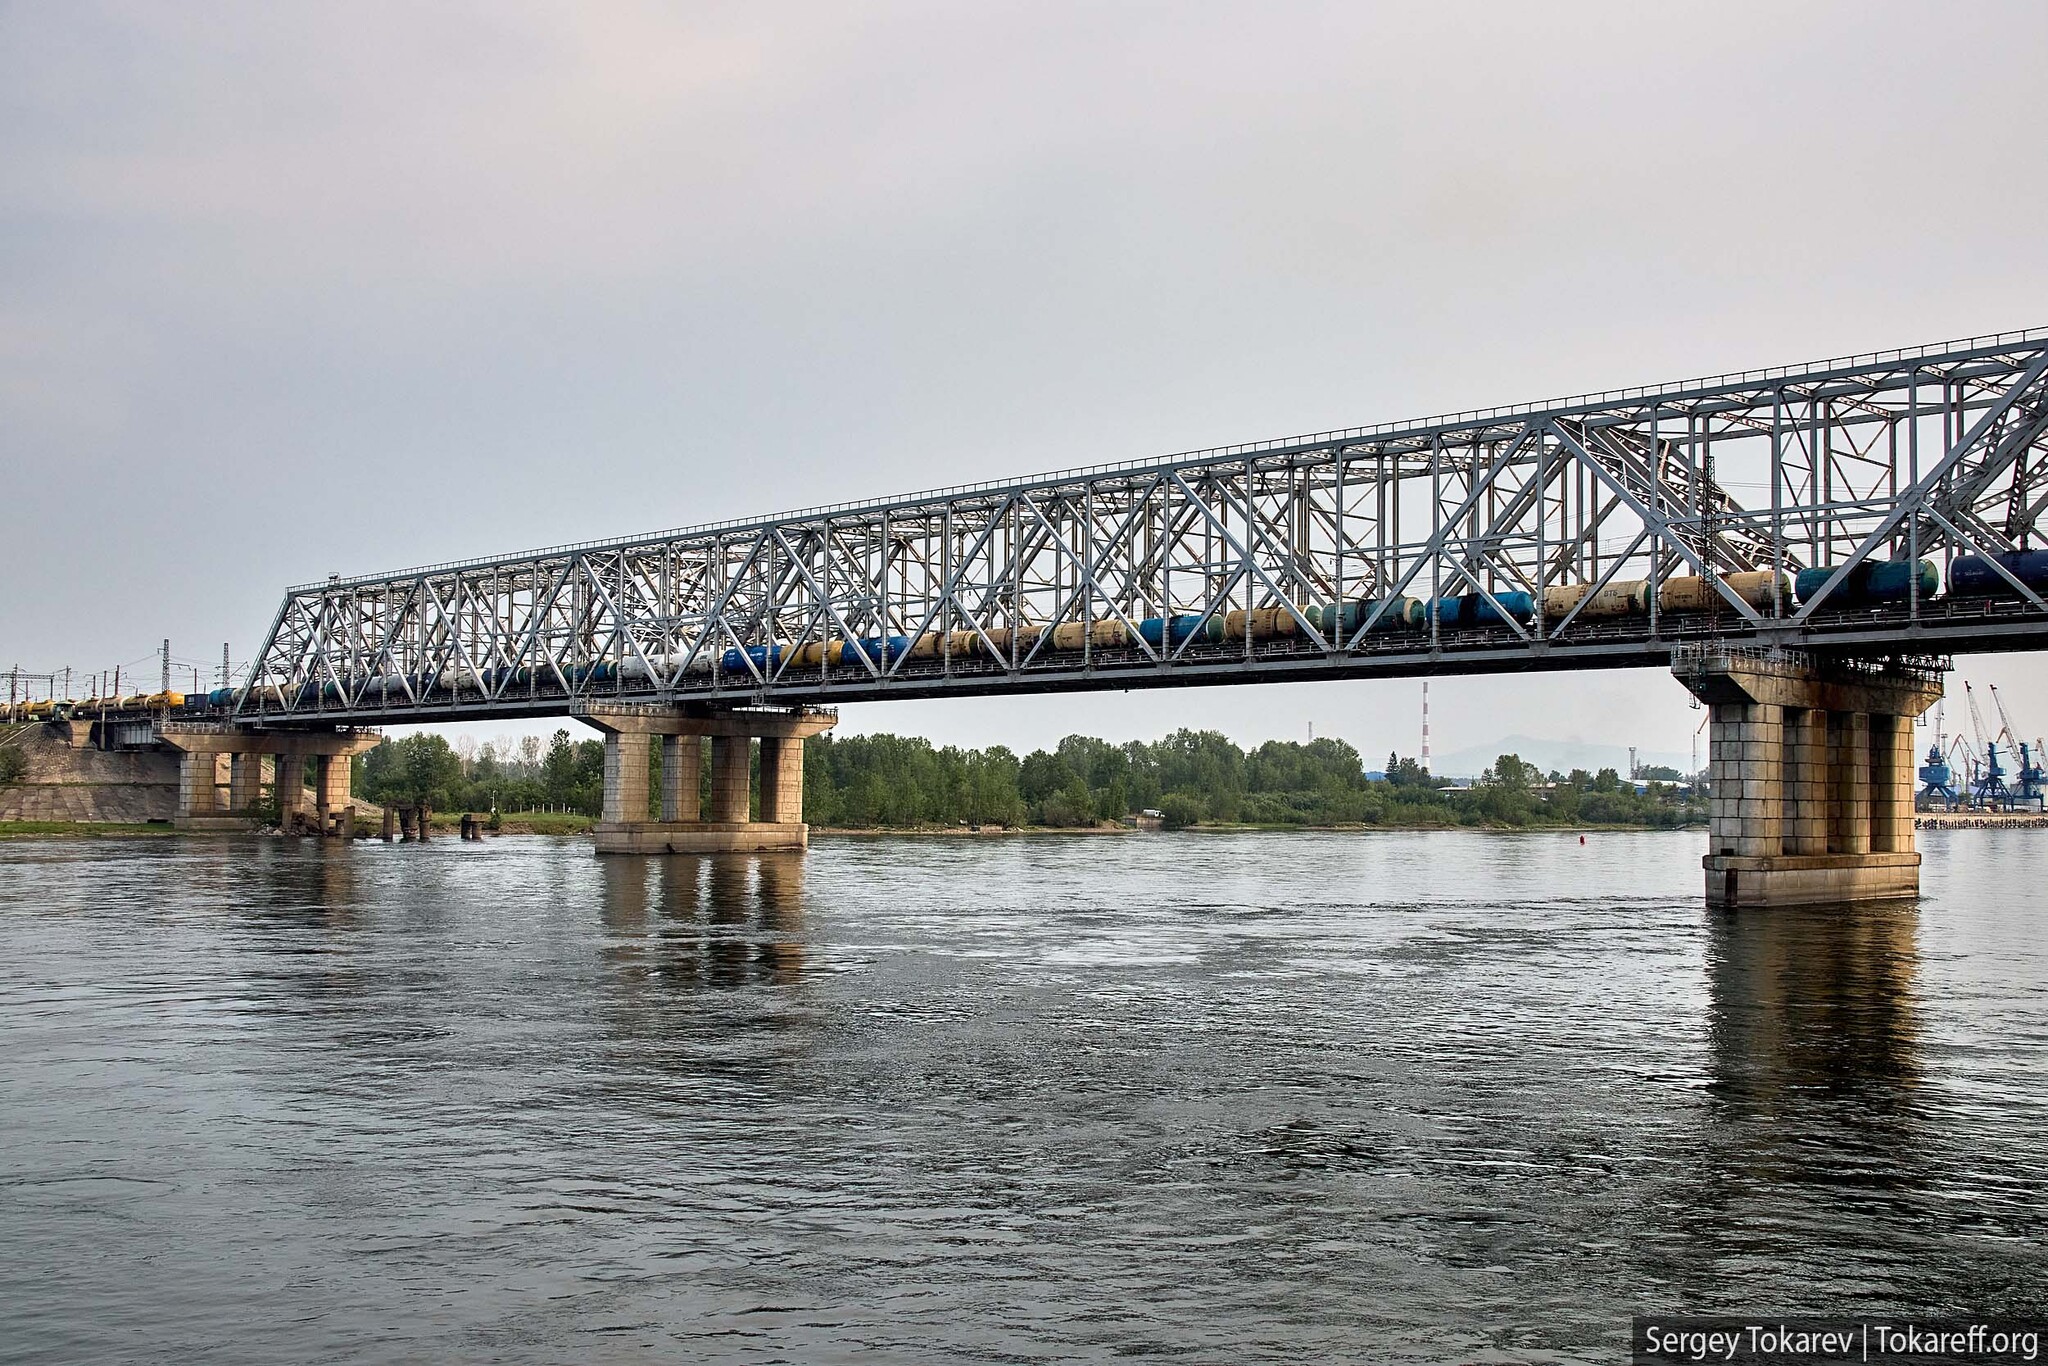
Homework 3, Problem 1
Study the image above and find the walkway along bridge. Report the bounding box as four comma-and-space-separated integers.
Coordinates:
190, 329, 2048, 901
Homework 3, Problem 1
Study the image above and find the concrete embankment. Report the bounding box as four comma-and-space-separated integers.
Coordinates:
0, 722, 387, 830
0, 723, 179, 823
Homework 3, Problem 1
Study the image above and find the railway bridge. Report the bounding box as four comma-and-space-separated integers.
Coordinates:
168, 329, 2048, 902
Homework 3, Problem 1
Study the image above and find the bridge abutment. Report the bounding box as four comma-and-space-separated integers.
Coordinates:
1674, 649, 1943, 907
578, 703, 836, 855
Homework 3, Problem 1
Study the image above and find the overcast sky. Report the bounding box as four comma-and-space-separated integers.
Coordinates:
5, 1, 2046, 768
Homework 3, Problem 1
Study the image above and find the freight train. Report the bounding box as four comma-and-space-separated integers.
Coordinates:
8, 552, 2042, 720
0, 691, 188, 722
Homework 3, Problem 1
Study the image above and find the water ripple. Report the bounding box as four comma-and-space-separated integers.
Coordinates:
0, 828, 2043, 1363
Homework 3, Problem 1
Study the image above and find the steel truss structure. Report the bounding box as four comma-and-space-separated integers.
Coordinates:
243, 329, 2048, 724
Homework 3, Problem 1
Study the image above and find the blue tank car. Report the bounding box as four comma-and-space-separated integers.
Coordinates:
838, 636, 913, 666
1137, 615, 1204, 648
1793, 558, 1938, 605
1463, 590, 1534, 626
1947, 549, 2048, 597
720, 645, 783, 674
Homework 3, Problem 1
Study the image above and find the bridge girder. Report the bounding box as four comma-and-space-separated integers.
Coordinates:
242, 330, 2048, 723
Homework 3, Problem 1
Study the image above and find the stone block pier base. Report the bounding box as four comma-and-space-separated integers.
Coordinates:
1674, 648, 1944, 908
577, 703, 837, 855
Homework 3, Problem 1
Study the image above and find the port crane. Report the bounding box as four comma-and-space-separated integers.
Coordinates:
1917, 698, 1960, 810
1989, 684, 2045, 810
1964, 682, 2014, 810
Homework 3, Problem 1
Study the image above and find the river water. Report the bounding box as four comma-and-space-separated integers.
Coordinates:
0, 828, 2043, 1363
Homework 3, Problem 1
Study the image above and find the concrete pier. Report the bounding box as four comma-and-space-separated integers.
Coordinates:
159, 724, 381, 833
578, 703, 836, 854
1674, 648, 1943, 907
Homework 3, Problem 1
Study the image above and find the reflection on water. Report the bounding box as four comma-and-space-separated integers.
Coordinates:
601, 852, 807, 992
1707, 902, 1919, 1103
0, 828, 2043, 1364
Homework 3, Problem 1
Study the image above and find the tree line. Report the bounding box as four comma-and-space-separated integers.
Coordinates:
357, 729, 605, 816
357, 727, 1701, 830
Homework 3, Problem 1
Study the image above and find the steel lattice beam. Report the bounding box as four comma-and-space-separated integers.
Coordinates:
239, 329, 2048, 724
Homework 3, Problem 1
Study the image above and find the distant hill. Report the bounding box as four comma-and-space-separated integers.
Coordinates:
1424, 734, 1693, 781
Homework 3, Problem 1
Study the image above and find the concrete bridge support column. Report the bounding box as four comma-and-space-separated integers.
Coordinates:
1826, 712, 1872, 856
709, 736, 753, 824
276, 755, 310, 830
314, 755, 333, 834
314, 754, 357, 837
1675, 649, 1943, 907
1781, 709, 1829, 856
601, 731, 653, 825
320, 753, 354, 811
229, 753, 268, 813
177, 750, 222, 822
759, 736, 806, 826
578, 703, 835, 855
661, 735, 701, 823
1706, 701, 1784, 858
1870, 715, 1915, 854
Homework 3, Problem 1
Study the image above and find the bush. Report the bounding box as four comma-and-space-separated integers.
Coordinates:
1157, 791, 1206, 829
1040, 778, 1097, 827
0, 748, 25, 785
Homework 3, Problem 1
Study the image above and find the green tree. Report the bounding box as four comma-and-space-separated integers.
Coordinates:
1041, 777, 1096, 827
542, 729, 579, 805
389, 737, 458, 810
1157, 791, 1206, 829
1480, 753, 1539, 793
1018, 749, 1072, 809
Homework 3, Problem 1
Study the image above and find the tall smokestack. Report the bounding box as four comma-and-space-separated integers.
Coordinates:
1421, 679, 1431, 771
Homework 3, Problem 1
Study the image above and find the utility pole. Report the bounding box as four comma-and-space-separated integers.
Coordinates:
161, 640, 170, 697
221, 643, 231, 690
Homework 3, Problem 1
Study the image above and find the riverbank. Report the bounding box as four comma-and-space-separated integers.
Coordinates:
815, 823, 1132, 837
0, 815, 1708, 841
0, 820, 176, 839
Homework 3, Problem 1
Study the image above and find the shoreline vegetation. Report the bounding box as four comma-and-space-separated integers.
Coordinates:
353, 726, 1705, 833
0, 816, 1697, 841
1, 730, 1708, 841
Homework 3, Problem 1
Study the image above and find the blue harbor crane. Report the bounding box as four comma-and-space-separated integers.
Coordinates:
1917, 698, 1960, 811
1918, 746, 1959, 811
1989, 684, 2045, 812
1965, 683, 2015, 811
